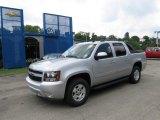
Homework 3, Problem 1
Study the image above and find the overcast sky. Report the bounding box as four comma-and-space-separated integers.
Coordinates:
1, 0, 160, 38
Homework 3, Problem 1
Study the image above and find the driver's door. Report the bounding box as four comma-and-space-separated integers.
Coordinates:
92, 43, 118, 85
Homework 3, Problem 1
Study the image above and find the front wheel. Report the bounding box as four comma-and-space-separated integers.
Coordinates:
129, 66, 141, 84
65, 78, 90, 107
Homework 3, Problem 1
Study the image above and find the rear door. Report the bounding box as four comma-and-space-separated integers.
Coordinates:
112, 43, 130, 78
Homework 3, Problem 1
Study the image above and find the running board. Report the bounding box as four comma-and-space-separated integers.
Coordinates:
92, 76, 129, 90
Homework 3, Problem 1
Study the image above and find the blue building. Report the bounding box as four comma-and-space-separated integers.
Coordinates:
0, 6, 73, 69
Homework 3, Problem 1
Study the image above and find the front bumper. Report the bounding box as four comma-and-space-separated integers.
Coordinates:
26, 76, 66, 99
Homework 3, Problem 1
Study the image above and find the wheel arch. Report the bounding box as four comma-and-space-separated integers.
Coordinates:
66, 73, 91, 88
133, 61, 142, 70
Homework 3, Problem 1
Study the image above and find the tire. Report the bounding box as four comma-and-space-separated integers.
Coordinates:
129, 66, 141, 84
65, 78, 90, 107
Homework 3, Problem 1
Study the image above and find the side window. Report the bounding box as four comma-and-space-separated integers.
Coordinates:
113, 43, 126, 56
96, 43, 113, 58
154, 48, 160, 52
126, 44, 135, 53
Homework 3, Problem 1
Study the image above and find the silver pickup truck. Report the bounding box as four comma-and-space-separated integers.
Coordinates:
26, 41, 146, 106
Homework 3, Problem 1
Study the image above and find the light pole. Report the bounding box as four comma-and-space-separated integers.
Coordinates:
154, 31, 160, 47
85, 33, 87, 42
81, 32, 88, 42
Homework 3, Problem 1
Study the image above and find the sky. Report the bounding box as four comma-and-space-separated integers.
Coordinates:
1, 0, 160, 38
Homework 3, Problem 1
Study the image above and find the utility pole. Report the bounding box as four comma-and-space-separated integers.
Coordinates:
154, 31, 160, 47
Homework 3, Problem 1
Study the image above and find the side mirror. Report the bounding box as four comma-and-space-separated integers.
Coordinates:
95, 52, 108, 60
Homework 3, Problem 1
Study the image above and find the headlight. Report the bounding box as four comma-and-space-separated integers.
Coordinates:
44, 71, 60, 82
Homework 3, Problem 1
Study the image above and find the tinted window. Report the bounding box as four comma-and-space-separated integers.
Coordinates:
147, 47, 160, 52
126, 44, 136, 53
113, 43, 126, 56
96, 43, 113, 58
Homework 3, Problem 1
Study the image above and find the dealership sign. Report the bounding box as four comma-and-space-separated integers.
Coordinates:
46, 27, 54, 34
0, 7, 26, 69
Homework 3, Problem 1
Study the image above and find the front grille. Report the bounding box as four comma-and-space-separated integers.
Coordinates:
29, 74, 42, 82
29, 68, 43, 74
28, 68, 43, 82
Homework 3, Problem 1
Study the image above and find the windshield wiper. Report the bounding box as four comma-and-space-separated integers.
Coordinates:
65, 55, 78, 58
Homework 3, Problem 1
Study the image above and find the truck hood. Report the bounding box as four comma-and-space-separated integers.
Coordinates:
29, 58, 82, 71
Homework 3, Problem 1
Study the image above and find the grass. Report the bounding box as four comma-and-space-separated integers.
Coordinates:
0, 67, 28, 76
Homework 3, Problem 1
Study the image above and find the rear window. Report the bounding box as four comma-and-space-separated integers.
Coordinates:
146, 48, 160, 52
126, 44, 136, 53
113, 43, 126, 56
154, 48, 160, 52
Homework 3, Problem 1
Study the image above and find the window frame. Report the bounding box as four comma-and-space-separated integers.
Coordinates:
112, 43, 127, 57
94, 43, 113, 59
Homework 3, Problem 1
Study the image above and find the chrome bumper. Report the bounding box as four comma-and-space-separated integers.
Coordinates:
26, 76, 66, 99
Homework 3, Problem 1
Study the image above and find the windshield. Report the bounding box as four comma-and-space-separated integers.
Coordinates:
62, 43, 96, 59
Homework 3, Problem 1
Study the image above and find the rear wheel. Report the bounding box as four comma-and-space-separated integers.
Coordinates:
65, 78, 90, 107
129, 66, 141, 84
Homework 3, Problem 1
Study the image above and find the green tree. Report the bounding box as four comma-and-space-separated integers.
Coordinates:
98, 35, 107, 41
128, 39, 141, 50
74, 32, 83, 41
91, 33, 107, 41
143, 36, 150, 44
117, 38, 123, 41
149, 37, 156, 47
74, 31, 156, 50
124, 32, 130, 42
130, 36, 140, 42
108, 35, 117, 40
127, 35, 141, 49
141, 35, 150, 50
91, 33, 98, 41
74, 32, 90, 41
24, 25, 43, 34
141, 36, 156, 50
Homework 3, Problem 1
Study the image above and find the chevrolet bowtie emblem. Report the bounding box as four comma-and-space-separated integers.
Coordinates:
5, 11, 20, 17
29, 71, 35, 76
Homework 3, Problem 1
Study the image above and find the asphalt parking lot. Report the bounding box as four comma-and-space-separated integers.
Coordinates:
0, 60, 160, 120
